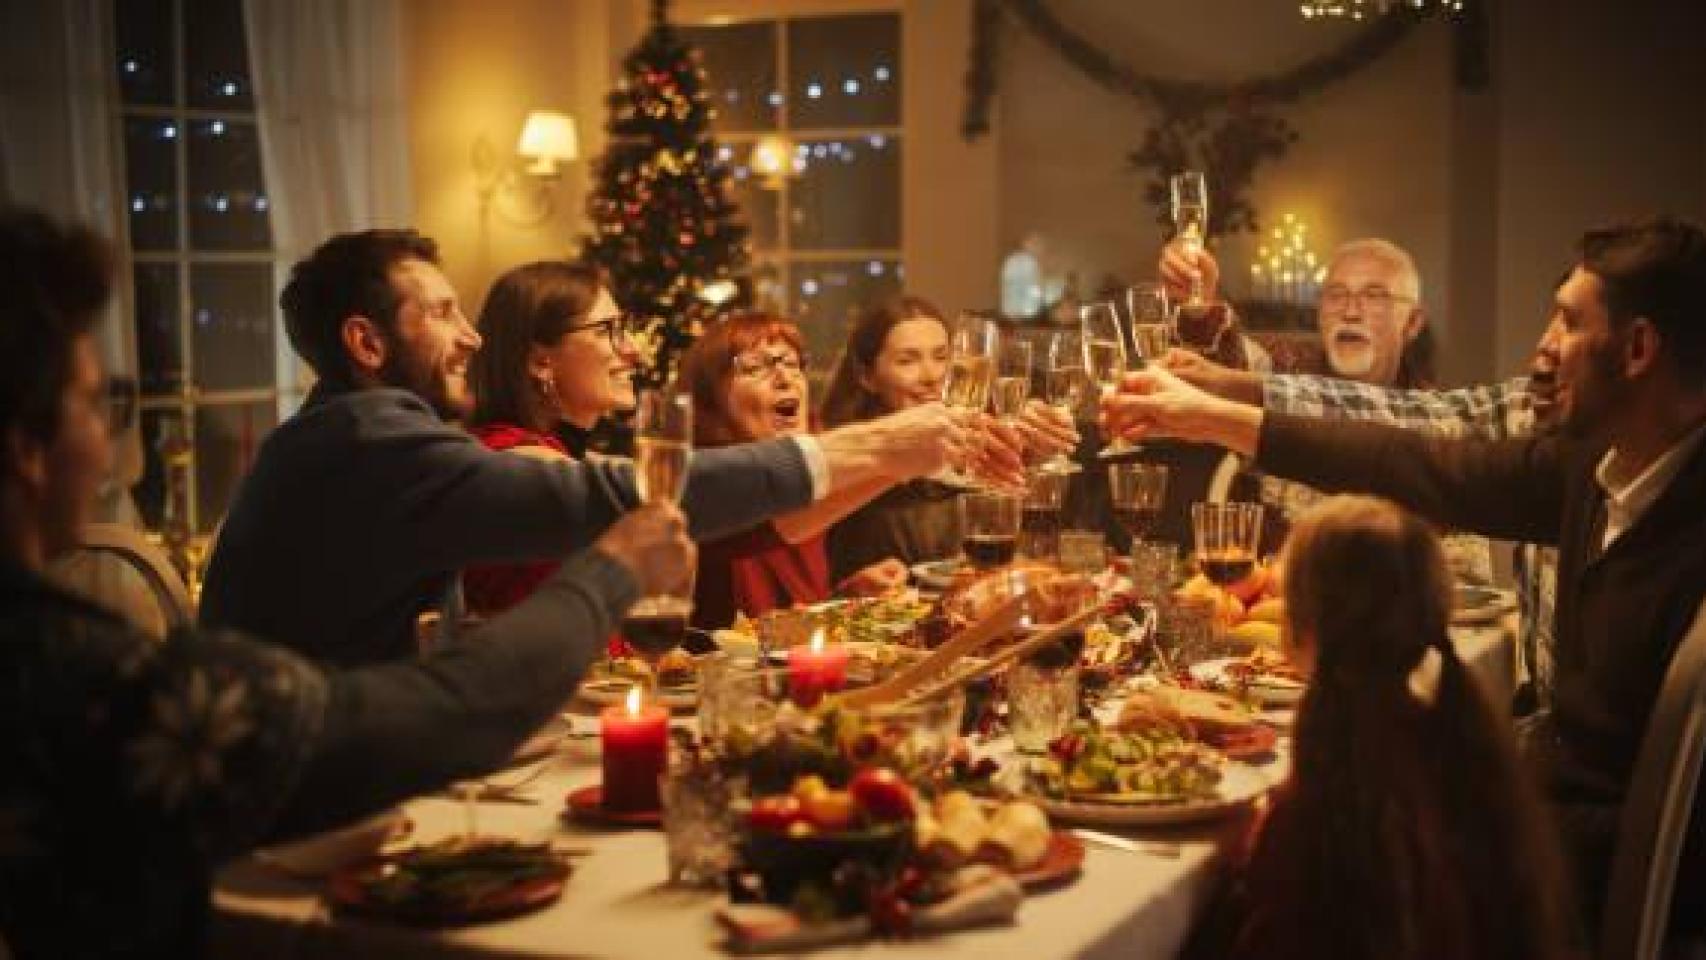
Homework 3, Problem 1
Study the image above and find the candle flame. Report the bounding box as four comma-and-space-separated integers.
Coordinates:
809, 627, 826, 654
625, 684, 641, 715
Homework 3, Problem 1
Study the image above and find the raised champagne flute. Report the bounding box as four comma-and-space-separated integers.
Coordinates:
1126, 283, 1174, 366
1109, 462, 1170, 547
939, 312, 998, 486
1082, 300, 1131, 457
1190, 502, 1263, 588
992, 339, 1032, 426
623, 390, 695, 684
1041, 328, 1088, 474
1170, 170, 1209, 304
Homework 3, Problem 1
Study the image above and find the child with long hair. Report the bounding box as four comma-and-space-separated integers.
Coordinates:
1187, 495, 1569, 960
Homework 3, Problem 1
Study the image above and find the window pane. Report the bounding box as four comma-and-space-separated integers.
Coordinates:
788, 14, 900, 130
680, 22, 778, 133
185, 0, 255, 109
195, 401, 275, 532
792, 259, 903, 364
190, 263, 275, 391
718, 142, 779, 250
134, 264, 183, 395
187, 119, 270, 250
790, 135, 900, 250
115, 0, 175, 106
134, 406, 184, 529
123, 116, 181, 250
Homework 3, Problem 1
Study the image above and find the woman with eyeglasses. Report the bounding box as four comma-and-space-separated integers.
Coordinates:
461, 260, 638, 616
677, 311, 913, 629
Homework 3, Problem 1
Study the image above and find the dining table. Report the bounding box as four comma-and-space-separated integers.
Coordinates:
210, 609, 1516, 960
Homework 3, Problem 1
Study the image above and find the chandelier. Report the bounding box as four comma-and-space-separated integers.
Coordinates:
1299, 0, 1464, 20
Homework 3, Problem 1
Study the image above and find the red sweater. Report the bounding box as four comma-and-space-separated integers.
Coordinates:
692, 522, 830, 630
461, 424, 570, 616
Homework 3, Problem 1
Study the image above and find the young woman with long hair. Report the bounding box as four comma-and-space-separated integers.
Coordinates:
460, 260, 636, 615
818, 296, 1076, 583
1187, 494, 1569, 960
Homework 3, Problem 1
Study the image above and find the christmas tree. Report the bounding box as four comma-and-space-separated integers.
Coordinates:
582, 0, 751, 388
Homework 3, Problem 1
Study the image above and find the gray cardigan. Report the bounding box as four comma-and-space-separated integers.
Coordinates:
201, 383, 815, 666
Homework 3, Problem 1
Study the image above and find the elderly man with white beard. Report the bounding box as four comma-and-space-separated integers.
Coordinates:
1160, 235, 1494, 583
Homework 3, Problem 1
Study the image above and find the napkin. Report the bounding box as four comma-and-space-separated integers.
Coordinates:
716, 865, 1024, 954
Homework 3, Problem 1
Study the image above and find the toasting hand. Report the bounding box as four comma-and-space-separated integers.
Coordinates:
1097, 367, 1264, 458
594, 503, 697, 600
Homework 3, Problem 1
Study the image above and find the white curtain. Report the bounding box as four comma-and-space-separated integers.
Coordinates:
242, 0, 414, 405
0, 0, 126, 369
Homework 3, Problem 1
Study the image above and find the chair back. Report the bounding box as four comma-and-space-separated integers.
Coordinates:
75, 522, 195, 632
1601, 595, 1706, 960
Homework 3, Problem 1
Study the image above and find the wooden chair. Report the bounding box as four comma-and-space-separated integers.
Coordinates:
73, 522, 195, 632
1601, 595, 1706, 960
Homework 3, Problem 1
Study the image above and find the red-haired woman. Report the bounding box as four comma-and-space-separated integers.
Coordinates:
678, 312, 911, 629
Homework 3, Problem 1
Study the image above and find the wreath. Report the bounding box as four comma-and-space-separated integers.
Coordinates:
962, 0, 1488, 236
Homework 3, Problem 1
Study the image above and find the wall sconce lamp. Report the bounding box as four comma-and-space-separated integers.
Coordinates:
474, 110, 580, 227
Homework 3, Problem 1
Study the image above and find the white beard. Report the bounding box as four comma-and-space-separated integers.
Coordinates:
1327, 339, 1375, 378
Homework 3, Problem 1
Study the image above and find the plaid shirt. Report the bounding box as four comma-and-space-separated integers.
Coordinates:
1260, 373, 1555, 708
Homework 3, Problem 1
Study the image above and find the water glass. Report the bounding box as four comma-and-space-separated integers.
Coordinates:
1130, 540, 1180, 604
1008, 662, 1080, 754
1156, 594, 1218, 669
1058, 529, 1107, 575
661, 755, 742, 888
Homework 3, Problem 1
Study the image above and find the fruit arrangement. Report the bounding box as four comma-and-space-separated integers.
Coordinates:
1174, 558, 1286, 650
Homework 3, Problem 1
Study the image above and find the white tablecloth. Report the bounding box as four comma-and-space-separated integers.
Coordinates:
212, 615, 1514, 960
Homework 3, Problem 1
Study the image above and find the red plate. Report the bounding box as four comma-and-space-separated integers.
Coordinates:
1008, 831, 1085, 891
1206, 723, 1280, 761
562, 784, 663, 828
326, 845, 568, 925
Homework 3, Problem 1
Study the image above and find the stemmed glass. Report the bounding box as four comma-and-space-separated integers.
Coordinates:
960, 490, 1022, 571
1170, 171, 1209, 304
1040, 329, 1087, 474
1082, 300, 1131, 457
1109, 462, 1170, 546
1190, 502, 1264, 588
939, 312, 998, 486
1125, 283, 1174, 366
622, 390, 696, 684
993, 339, 1033, 426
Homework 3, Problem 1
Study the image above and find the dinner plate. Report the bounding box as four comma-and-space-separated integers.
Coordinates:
1451, 585, 1518, 625
1188, 657, 1307, 707
910, 559, 961, 592
1022, 762, 1271, 827
326, 841, 570, 925
577, 678, 697, 711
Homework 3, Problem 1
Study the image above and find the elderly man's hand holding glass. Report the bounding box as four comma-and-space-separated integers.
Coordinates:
1098, 366, 1265, 458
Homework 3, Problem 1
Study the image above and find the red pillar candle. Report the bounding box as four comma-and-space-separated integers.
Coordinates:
600, 686, 669, 812
789, 629, 849, 707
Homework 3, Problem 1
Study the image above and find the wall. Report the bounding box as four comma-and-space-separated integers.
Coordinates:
404, 0, 614, 311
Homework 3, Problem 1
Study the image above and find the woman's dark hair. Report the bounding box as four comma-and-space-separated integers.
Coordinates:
677, 311, 806, 448
0, 206, 112, 450
468, 260, 604, 432
819, 295, 947, 427
279, 229, 440, 385
1242, 495, 1567, 960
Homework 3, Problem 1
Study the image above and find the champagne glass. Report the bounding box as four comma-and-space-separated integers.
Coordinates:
624, 391, 696, 683
1081, 300, 1130, 457
1170, 171, 1209, 304
992, 340, 1033, 426
1190, 502, 1263, 587
1125, 283, 1174, 367
1108, 462, 1169, 546
1041, 329, 1088, 474
939, 312, 998, 486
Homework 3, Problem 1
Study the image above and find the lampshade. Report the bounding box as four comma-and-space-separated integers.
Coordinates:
517, 111, 579, 175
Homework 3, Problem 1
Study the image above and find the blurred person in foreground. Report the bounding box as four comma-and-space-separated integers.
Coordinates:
201, 233, 1023, 668
0, 206, 694, 958
1186, 495, 1567, 960
1108, 215, 1706, 941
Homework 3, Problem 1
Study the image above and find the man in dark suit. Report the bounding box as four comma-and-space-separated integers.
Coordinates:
1104, 214, 1706, 936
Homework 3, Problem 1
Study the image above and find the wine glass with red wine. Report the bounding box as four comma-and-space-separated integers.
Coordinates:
1108, 462, 1169, 546
1190, 502, 1264, 588
959, 490, 1022, 571
623, 391, 696, 681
